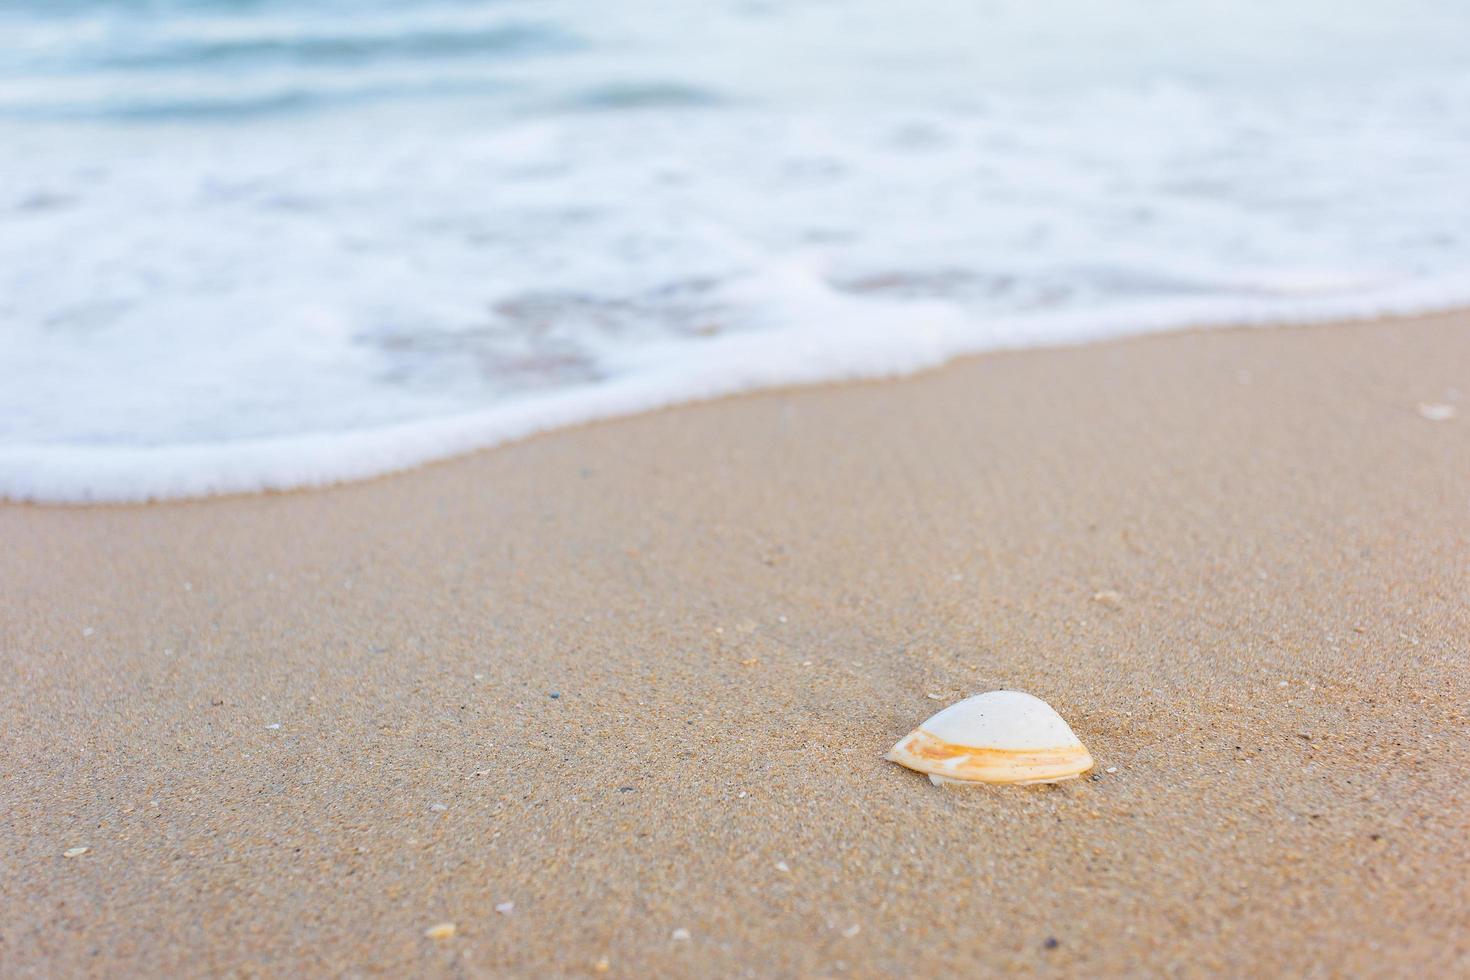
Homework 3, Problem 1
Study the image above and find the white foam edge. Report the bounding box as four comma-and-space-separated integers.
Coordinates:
5, 273, 1469, 504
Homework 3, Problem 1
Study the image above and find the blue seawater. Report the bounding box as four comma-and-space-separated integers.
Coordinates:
3, 1, 1470, 500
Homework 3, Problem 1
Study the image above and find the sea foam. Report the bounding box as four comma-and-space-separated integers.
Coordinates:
3, 0, 1470, 502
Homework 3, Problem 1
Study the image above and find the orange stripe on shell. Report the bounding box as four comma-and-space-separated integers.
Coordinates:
887, 727, 1094, 784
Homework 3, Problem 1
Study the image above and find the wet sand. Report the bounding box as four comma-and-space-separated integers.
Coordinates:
3, 313, 1469, 977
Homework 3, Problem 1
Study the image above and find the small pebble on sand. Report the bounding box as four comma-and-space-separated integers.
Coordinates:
671, 928, 691, 941
842, 924, 861, 938
926, 693, 943, 700
1105, 766, 1118, 774
594, 957, 611, 973
424, 923, 456, 940
495, 901, 514, 914
776, 861, 790, 873
63, 846, 89, 858
82, 627, 95, 637
1091, 590, 1123, 609
266, 723, 281, 729
430, 803, 447, 812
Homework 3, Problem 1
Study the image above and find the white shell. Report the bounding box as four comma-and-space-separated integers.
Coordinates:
886, 690, 1094, 785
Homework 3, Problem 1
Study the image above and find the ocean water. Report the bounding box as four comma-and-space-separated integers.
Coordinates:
3, 0, 1470, 502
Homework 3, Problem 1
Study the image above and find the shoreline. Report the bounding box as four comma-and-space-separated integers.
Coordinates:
4, 311, 1468, 976
9, 296, 1470, 506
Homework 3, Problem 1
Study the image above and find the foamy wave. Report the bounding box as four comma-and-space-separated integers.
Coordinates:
7, 268, 1469, 503
4, 0, 1470, 502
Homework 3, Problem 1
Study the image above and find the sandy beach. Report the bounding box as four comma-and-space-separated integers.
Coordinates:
3, 312, 1468, 977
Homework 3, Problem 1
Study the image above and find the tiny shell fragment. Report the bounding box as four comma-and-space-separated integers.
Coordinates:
63, 846, 89, 858
1417, 402, 1456, 421
424, 922, 456, 940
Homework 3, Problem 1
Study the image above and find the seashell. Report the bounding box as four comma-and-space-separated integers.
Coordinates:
886, 690, 1093, 785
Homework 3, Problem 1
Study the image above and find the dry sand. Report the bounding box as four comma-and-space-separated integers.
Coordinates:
3, 313, 1469, 977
